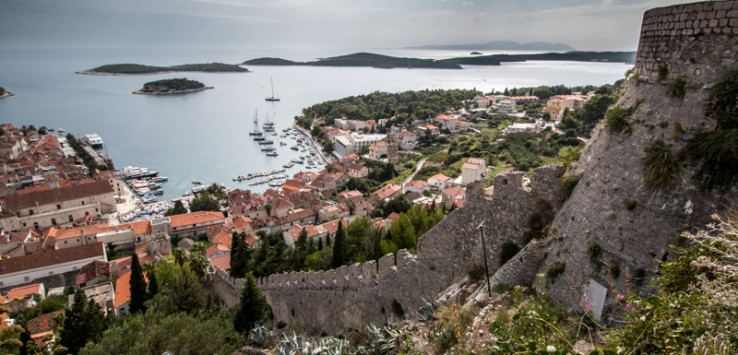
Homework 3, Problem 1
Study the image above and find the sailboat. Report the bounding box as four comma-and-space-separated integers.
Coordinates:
265, 77, 280, 102
249, 110, 263, 136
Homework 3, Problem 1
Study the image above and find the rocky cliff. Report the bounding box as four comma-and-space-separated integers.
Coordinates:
539, 0, 738, 315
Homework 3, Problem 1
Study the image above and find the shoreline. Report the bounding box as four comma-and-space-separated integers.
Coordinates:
132, 86, 214, 95
76, 69, 249, 76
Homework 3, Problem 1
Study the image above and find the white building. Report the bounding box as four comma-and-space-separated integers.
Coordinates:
504, 123, 538, 134
461, 157, 486, 185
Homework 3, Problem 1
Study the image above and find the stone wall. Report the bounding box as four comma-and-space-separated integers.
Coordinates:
210, 166, 564, 333
635, 1, 738, 85
541, 0, 738, 318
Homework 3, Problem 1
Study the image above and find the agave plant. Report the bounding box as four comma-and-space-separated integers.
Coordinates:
417, 297, 437, 322
278, 332, 354, 355
368, 317, 403, 355
249, 324, 270, 346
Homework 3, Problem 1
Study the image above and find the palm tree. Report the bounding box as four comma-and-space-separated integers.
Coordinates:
172, 247, 186, 267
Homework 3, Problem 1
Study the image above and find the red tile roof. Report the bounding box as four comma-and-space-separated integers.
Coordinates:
435, 114, 456, 121
6, 283, 44, 300
169, 211, 225, 228
76, 260, 110, 285
0, 243, 106, 276
387, 212, 401, 221
206, 244, 229, 257
4, 180, 112, 210
114, 271, 131, 309
372, 184, 401, 200
429, 173, 451, 182
210, 254, 230, 271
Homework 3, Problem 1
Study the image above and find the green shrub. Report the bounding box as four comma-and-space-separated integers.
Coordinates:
686, 70, 738, 190
605, 106, 633, 134
498, 242, 521, 266
588, 243, 602, 264
667, 75, 688, 99
643, 140, 680, 190
546, 262, 566, 282
608, 262, 621, 279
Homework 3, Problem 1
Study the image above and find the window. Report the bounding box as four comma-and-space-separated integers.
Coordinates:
81, 201, 85, 205
48, 271, 54, 275
33, 222, 39, 229
22, 222, 26, 227
57, 204, 61, 210
85, 211, 90, 216
68, 215, 74, 222
24, 276, 29, 281
51, 218, 57, 225
28, 209, 33, 215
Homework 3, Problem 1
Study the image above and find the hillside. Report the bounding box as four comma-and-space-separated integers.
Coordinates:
78, 62, 248, 75
243, 52, 462, 69
243, 51, 636, 69
406, 40, 576, 51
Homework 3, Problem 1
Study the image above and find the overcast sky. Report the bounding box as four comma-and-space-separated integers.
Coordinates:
1, 0, 688, 52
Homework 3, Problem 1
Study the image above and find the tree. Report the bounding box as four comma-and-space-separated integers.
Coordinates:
0, 306, 23, 354
189, 196, 220, 212
143, 262, 159, 300
129, 253, 147, 314
58, 289, 106, 354
264, 203, 273, 217
233, 274, 268, 334
230, 232, 249, 278
322, 140, 334, 153
332, 222, 346, 268
165, 200, 188, 216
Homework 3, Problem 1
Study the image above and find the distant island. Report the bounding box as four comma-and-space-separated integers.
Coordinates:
0, 86, 12, 99
132, 78, 213, 95
405, 40, 577, 51
243, 51, 636, 69
243, 52, 463, 69
77, 63, 248, 75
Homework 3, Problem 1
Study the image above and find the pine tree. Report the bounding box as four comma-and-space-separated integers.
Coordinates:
129, 253, 147, 314
317, 237, 323, 250
296, 228, 308, 250
147, 270, 159, 299
58, 289, 106, 354
230, 232, 249, 278
233, 273, 268, 334
332, 222, 346, 268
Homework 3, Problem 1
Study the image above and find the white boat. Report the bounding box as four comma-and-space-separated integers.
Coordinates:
266, 151, 278, 157
192, 180, 201, 184
283, 162, 294, 168
151, 176, 168, 183
265, 77, 280, 102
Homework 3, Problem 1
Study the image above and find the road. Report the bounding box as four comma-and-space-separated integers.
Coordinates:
402, 157, 428, 185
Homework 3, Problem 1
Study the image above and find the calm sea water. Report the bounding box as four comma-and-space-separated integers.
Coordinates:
0, 47, 631, 202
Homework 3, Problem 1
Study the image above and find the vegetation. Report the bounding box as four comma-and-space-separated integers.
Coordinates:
686, 70, 738, 190
65, 133, 110, 175
139, 78, 206, 93
498, 242, 521, 266
667, 75, 688, 99
244, 52, 463, 69
0, 87, 5, 95
245, 51, 636, 70
559, 175, 580, 204
643, 140, 680, 190
129, 253, 147, 314
233, 274, 269, 335
58, 289, 107, 354
87, 62, 247, 74
164, 200, 187, 216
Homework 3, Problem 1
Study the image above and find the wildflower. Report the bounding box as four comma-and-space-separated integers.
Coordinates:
625, 302, 635, 312
616, 294, 625, 301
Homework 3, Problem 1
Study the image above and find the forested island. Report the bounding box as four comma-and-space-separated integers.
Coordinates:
243, 51, 636, 69
0, 86, 12, 99
132, 78, 212, 95
77, 63, 248, 75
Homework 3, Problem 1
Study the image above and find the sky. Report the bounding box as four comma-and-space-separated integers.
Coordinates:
1, 0, 689, 52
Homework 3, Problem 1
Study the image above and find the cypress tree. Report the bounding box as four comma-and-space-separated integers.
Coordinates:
317, 237, 323, 250
59, 289, 106, 354
296, 228, 308, 251
129, 253, 147, 314
332, 222, 346, 268
230, 232, 245, 278
233, 273, 268, 334
147, 270, 159, 299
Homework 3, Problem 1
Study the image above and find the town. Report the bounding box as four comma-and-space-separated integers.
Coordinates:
0, 84, 613, 350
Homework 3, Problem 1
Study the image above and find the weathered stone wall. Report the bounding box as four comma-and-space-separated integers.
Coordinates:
542, 0, 738, 318
489, 238, 550, 288
210, 166, 564, 333
635, 1, 738, 85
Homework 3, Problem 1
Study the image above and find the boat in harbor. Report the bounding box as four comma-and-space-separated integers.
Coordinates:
280, 142, 287, 146
291, 146, 299, 150
83, 133, 104, 150
253, 136, 266, 141
192, 180, 201, 184
142, 194, 157, 204
150, 176, 168, 183
291, 158, 304, 164
265, 77, 280, 102
261, 146, 276, 151
283, 162, 294, 168
266, 151, 278, 157
258, 140, 274, 145
249, 110, 263, 136
119, 166, 159, 180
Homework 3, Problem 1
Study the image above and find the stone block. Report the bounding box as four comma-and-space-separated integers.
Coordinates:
378, 253, 395, 274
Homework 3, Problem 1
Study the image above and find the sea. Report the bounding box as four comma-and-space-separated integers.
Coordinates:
0, 47, 631, 203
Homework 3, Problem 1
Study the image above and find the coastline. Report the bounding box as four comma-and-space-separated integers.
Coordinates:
292, 122, 335, 164
132, 86, 214, 95
76, 69, 249, 76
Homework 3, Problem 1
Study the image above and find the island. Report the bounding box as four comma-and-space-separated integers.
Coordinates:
132, 78, 213, 95
243, 51, 636, 69
77, 62, 248, 75
243, 52, 463, 69
0, 86, 12, 99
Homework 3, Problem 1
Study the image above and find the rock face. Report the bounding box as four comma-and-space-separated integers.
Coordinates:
539, 0, 738, 315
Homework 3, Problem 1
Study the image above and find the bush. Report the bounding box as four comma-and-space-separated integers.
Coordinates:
605, 106, 633, 134
643, 140, 680, 190
657, 64, 669, 82
667, 75, 688, 99
546, 262, 566, 282
625, 199, 638, 210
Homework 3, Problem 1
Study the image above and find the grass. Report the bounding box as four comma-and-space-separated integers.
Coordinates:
667, 75, 688, 99
643, 140, 680, 190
